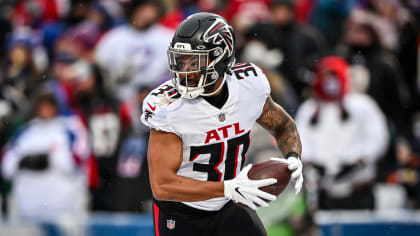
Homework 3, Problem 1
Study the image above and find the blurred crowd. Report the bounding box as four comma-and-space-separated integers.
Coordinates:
0, 0, 419, 234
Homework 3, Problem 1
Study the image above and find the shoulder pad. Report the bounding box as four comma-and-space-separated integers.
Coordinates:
230, 62, 263, 80
141, 82, 182, 135
149, 82, 182, 107
230, 62, 270, 95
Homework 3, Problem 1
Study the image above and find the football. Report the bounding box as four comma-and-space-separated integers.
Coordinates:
248, 160, 291, 196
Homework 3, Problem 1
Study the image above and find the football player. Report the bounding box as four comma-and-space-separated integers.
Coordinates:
141, 12, 303, 236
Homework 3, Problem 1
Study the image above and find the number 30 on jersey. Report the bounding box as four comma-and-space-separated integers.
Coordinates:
189, 131, 250, 182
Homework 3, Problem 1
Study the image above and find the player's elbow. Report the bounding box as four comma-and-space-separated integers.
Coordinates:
151, 185, 166, 200
150, 181, 174, 201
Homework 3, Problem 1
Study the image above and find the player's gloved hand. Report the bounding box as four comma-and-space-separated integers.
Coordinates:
224, 164, 277, 211
271, 154, 304, 194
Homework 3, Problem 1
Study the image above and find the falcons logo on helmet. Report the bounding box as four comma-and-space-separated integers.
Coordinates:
203, 18, 234, 56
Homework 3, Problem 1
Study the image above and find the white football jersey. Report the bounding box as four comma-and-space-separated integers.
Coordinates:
141, 63, 270, 211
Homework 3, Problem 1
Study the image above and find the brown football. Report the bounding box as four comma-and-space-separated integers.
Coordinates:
248, 160, 291, 196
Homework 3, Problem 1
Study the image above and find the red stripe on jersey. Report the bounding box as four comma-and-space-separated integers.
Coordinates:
244, 133, 251, 164
191, 154, 200, 162
169, 90, 177, 97
231, 63, 249, 69
153, 203, 160, 236
215, 142, 225, 181
233, 66, 255, 72
233, 145, 240, 178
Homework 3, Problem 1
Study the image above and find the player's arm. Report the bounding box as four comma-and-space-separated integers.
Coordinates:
257, 96, 302, 155
257, 96, 304, 193
148, 128, 225, 202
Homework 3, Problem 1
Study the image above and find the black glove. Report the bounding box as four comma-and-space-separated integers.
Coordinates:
18, 154, 49, 171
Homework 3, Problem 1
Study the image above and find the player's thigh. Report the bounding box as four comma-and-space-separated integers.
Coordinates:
215, 201, 267, 236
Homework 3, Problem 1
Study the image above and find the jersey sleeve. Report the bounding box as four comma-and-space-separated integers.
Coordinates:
140, 83, 180, 136
231, 62, 271, 100
250, 63, 271, 97
232, 63, 271, 119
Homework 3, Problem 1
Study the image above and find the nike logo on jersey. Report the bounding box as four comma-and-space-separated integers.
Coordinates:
147, 102, 156, 111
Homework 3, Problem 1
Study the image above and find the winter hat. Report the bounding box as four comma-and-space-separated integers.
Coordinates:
313, 56, 350, 102
310, 56, 350, 125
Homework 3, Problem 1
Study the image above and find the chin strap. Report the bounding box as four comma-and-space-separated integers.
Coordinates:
179, 87, 204, 99
177, 73, 227, 99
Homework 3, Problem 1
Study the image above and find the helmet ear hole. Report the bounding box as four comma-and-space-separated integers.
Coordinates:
213, 48, 223, 57
210, 72, 218, 81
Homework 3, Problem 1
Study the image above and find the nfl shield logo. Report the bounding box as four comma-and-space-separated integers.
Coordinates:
218, 113, 226, 122
167, 219, 176, 230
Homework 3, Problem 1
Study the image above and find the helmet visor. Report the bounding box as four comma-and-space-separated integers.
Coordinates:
168, 49, 209, 73
167, 49, 213, 89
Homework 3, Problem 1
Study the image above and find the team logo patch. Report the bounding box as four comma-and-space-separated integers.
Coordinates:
167, 219, 176, 230
203, 18, 234, 56
144, 110, 153, 121
218, 113, 226, 122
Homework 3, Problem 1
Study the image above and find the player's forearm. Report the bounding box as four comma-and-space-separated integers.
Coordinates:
257, 96, 302, 156
151, 174, 225, 202
275, 119, 302, 156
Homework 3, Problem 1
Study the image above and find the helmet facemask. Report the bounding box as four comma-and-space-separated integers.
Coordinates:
168, 46, 227, 99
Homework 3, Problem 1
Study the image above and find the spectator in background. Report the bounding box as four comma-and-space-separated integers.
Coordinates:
296, 56, 389, 210
386, 139, 420, 209
245, 0, 325, 102
160, 0, 229, 31
50, 51, 119, 211
10, 0, 66, 29
294, 0, 315, 25
393, 1, 420, 133
361, 0, 413, 52
94, 0, 173, 101
1, 91, 89, 222
63, 0, 124, 62
113, 86, 153, 212
0, 4, 12, 60
337, 10, 411, 171
38, 0, 123, 63
223, 0, 270, 38
309, 0, 354, 47
1, 28, 48, 117
72, 64, 121, 211
159, 0, 201, 30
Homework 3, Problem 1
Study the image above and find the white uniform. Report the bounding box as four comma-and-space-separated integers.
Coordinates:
141, 63, 270, 211
2, 116, 89, 221
295, 93, 389, 175
295, 93, 389, 198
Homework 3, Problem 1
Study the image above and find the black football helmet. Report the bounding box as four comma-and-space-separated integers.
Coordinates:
168, 12, 236, 99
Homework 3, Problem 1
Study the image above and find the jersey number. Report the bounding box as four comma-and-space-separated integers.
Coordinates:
189, 132, 250, 181
232, 63, 257, 80
151, 85, 181, 98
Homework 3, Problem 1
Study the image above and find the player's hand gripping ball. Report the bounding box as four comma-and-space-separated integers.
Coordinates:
247, 160, 291, 196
